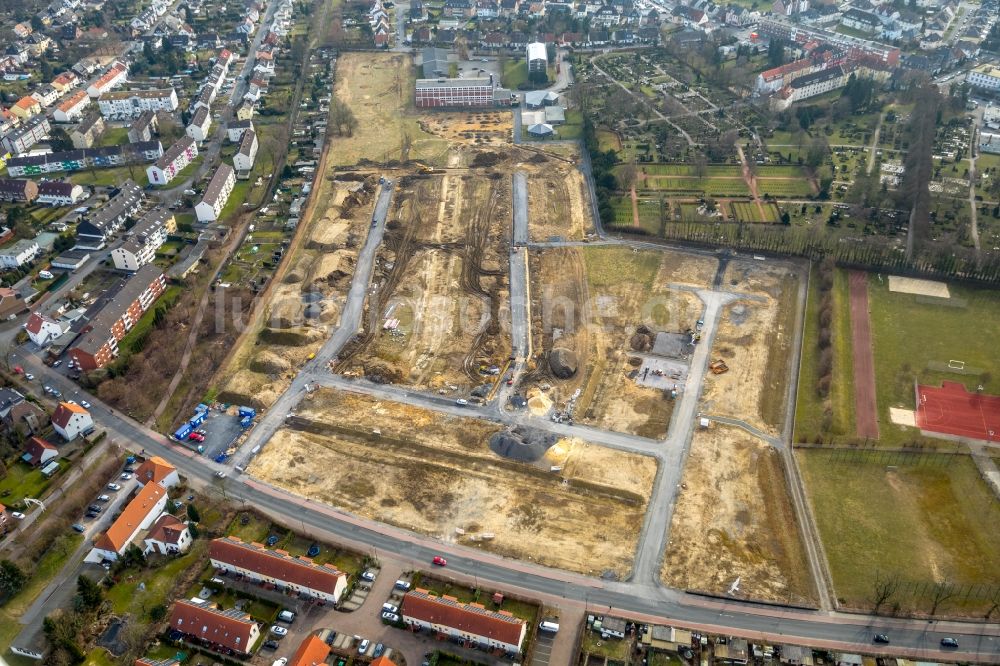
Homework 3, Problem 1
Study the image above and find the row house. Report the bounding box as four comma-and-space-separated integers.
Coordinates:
10, 96, 41, 120
86, 62, 129, 98
169, 600, 260, 656
146, 136, 198, 186
90, 480, 168, 560
0, 179, 39, 204
76, 179, 144, 248
208, 536, 349, 603
227, 119, 253, 143
37, 180, 87, 206
51, 71, 80, 92
192, 84, 216, 112
1, 116, 50, 155
30, 84, 61, 108
98, 88, 179, 119
53, 89, 91, 123
401, 588, 527, 655
5, 141, 162, 177
195, 163, 235, 222
69, 264, 167, 370
129, 110, 159, 143
111, 207, 174, 271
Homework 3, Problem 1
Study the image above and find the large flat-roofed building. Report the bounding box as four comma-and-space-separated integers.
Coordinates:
146, 136, 198, 186
968, 64, 1000, 92
208, 536, 349, 603
415, 77, 497, 108
68, 264, 167, 370
98, 88, 178, 119
195, 163, 235, 222
526, 41, 547, 72
401, 588, 527, 655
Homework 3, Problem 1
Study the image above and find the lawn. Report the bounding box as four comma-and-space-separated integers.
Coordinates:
107, 541, 208, 617
503, 61, 528, 89
0, 461, 55, 507
580, 630, 629, 661
756, 178, 815, 198
793, 267, 855, 442
867, 275, 1000, 444
97, 127, 130, 147
798, 449, 1000, 615
68, 165, 144, 187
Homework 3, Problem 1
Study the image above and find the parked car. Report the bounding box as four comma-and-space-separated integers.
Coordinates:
381, 611, 399, 622
874, 634, 890, 644
96, 495, 110, 502
52, 360, 62, 367
393, 580, 411, 591
85, 511, 99, 519
11, 511, 25, 519
382, 603, 398, 614
432, 556, 447, 566
24, 373, 33, 380
373, 643, 385, 658
261, 640, 279, 650
107, 483, 121, 491
51, 389, 61, 397
71, 523, 85, 532
80, 400, 91, 409
271, 659, 287, 666
270, 626, 287, 637
87, 505, 102, 513
361, 570, 376, 582
120, 473, 132, 480
43, 385, 52, 393
357, 639, 370, 655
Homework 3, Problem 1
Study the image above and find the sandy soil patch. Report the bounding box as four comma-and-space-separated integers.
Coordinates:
888, 276, 950, 299
527, 168, 593, 242
661, 425, 816, 605
250, 389, 656, 577
890, 407, 916, 427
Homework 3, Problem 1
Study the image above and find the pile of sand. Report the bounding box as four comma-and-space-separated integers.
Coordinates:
526, 387, 553, 416
250, 350, 292, 374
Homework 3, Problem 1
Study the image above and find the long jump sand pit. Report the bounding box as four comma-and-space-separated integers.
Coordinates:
249, 388, 657, 577
704, 259, 802, 434
888, 276, 950, 299
661, 425, 816, 605
525, 246, 716, 438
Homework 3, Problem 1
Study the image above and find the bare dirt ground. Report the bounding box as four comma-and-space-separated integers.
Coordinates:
218, 179, 375, 407
661, 425, 816, 605
522, 144, 594, 242
249, 389, 657, 577
522, 246, 716, 438
702, 259, 802, 434
336, 173, 511, 392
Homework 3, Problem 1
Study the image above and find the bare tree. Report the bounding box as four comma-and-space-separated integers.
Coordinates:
928, 581, 956, 616
871, 570, 901, 615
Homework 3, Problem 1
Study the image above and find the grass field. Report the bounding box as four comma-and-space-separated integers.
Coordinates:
798, 449, 1000, 615
730, 201, 780, 223
756, 178, 815, 198
638, 176, 751, 197
868, 276, 1000, 444
637, 164, 742, 177
794, 267, 855, 442
0, 461, 54, 506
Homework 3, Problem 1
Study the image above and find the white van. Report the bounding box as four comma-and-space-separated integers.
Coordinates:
277, 610, 295, 623
538, 621, 560, 633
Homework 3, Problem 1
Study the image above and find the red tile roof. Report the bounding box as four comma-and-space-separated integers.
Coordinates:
135, 456, 176, 486
23, 436, 57, 465
371, 657, 400, 666
169, 599, 258, 653
145, 513, 187, 546
94, 482, 166, 553
402, 588, 526, 649
51, 401, 90, 429
25, 311, 48, 335
209, 537, 347, 596
289, 635, 331, 666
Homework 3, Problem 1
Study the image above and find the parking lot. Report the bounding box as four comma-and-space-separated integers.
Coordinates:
177, 406, 248, 460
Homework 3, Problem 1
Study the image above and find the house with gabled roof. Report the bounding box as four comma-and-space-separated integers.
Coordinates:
89, 481, 168, 561
22, 436, 58, 467
135, 456, 179, 488
143, 513, 191, 555
168, 599, 260, 655
401, 588, 527, 654
51, 401, 93, 440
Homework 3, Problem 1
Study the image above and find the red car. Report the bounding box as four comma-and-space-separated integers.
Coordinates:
432, 556, 447, 567
188, 432, 205, 442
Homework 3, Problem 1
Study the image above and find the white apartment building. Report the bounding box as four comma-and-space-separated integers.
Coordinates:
195, 163, 235, 222
146, 136, 198, 186
98, 88, 179, 119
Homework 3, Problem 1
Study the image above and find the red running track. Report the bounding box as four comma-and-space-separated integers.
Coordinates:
848, 271, 880, 439
915, 381, 1000, 442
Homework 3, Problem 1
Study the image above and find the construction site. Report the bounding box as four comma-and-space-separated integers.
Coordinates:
661, 424, 817, 605
520, 246, 718, 438
247, 388, 657, 577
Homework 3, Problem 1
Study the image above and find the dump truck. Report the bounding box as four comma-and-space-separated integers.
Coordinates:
709, 359, 729, 374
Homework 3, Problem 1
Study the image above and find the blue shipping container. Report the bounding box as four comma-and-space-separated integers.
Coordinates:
188, 412, 206, 427
174, 424, 193, 440
238, 406, 257, 418
196, 403, 210, 413
240, 415, 253, 428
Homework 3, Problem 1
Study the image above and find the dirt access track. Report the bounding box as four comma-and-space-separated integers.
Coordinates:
661, 425, 816, 605
336, 172, 512, 393
523, 245, 717, 438
701, 259, 803, 435
248, 388, 657, 577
